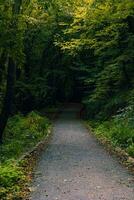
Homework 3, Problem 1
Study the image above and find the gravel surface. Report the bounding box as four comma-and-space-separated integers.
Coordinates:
30, 105, 134, 200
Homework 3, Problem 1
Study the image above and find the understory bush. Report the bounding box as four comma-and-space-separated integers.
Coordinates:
0, 162, 25, 200
0, 111, 51, 199
1, 111, 50, 162
84, 92, 128, 120
89, 105, 134, 157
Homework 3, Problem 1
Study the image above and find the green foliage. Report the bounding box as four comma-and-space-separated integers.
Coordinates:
84, 92, 127, 120
0, 111, 51, 199
91, 105, 134, 157
57, 0, 134, 118
0, 0, 134, 111
0, 162, 24, 188
0, 111, 50, 162
127, 144, 134, 157
0, 160, 26, 200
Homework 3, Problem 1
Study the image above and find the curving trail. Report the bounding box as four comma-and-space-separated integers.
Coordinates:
30, 105, 134, 200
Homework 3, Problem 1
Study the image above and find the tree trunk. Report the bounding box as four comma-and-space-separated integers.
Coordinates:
0, 0, 22, 143
0, 51, 7, 82
0, 58, 16, 143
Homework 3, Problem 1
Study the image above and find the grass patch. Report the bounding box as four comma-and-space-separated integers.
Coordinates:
0, 111, 51, 200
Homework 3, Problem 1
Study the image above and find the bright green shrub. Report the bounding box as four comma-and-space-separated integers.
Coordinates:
0, 162, 24, 188
0, 162, 25, 200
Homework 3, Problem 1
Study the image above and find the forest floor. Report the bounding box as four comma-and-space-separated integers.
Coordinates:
30, 104, 134, 200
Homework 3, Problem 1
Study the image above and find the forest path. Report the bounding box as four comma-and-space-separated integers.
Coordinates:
30, 104, 134, 200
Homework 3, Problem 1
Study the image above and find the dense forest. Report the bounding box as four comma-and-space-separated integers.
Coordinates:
0, 0, 134, 199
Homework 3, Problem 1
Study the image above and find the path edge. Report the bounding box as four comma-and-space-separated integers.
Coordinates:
18, 127, 53, 200
85, 122, 134, 175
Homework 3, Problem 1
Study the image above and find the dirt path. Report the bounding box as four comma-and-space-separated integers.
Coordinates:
30, 105, 134, 200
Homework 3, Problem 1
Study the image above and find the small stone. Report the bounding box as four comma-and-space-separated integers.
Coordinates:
96, 186, 101, 189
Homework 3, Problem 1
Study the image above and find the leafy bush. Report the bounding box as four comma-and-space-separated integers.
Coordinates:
0, 111, 51, 199
0, 111, 50, 162
84, 92, 128, 120
90, 105, 134, 157
0, 162, 24, 188
127, 144, 134, 157
0, 162, 25, 200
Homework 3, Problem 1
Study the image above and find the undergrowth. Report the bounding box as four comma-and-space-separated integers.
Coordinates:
87, 105, 134, 158
0, 111, 51, 200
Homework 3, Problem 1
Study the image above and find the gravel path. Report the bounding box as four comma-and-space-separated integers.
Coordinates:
30, 105, 134, 200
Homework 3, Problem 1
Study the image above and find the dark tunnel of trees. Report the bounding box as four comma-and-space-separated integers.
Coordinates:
0, 0, 134, 144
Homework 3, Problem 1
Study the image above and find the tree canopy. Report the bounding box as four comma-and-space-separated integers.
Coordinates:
0, 0, 134, 141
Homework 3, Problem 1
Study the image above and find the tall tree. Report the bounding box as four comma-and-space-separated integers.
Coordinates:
0, 0, 22, 143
